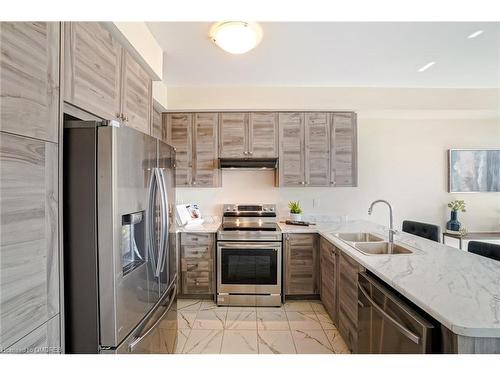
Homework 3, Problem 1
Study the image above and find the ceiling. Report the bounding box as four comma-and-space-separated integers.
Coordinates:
147, 22, 500, 88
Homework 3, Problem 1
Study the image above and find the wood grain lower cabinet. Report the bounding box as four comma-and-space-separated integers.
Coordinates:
63, 22, 122, 121
320, 237, 337, 324
331, 112, 357, 187
0, 22, 60, 142
120, 49, 151, 133
179, 233, 215, 295
0, 133, 59, 350
338, 251, 363, 353
284, 233, 319, 296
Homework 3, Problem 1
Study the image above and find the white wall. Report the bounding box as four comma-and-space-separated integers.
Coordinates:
168, 87, 500, 232
108, 22, 164, 80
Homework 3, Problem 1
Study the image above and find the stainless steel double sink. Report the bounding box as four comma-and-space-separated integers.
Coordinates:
334, 232, 413, 255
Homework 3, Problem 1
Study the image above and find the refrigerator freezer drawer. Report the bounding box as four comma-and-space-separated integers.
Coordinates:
102, 282, 178, 354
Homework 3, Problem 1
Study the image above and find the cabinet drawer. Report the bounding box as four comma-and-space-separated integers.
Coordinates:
181, 271, 213, 295
181, 259, 212, 273
181, 245, 212, 260
180, 232, 212, 247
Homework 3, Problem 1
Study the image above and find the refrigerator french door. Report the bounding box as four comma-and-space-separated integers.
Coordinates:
64, 120, 177, 353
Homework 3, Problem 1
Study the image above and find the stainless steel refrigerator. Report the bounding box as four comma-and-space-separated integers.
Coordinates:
63, 119, 177, 353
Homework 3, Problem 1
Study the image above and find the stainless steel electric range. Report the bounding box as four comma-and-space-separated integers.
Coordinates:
217, 204, 282, 307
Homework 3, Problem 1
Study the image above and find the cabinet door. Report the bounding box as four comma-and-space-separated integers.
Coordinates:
166, 113, 192, 186
304, 113, 330, 186
3, 314, 60, 354
151, 105, 162, 140
331, 112, 357, 187
248, 112, 278, 158
0, 133, 59, 350
320, 237, 337, 324
219, 112, 247, 158
285, 234, 318, 295
64, 22, 122, 120
279, 113, 305, 186
121, 50, 152, 134
338, 251, 361, 352
193, 113, 220, 187
0, 22, 59, 142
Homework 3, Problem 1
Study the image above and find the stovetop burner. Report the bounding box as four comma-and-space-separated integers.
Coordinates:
218, 203, 281, 241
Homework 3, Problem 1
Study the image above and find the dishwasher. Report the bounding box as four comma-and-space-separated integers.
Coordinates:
357, 272, 435, 354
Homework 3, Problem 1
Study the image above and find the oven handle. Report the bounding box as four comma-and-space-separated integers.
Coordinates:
218, 242, 281, 249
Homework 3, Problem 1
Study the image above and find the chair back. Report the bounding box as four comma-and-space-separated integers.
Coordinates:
402, 220, 441, 242
468, 241, 500, 262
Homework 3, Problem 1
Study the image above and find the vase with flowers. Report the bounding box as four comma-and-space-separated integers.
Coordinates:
446, 200, 466, 231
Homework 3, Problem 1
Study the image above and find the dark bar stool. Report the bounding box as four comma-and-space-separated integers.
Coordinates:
402, 220, 441, 242
468, 241, 500, 262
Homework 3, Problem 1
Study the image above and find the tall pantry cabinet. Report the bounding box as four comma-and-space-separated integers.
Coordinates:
0, 22, 61, 353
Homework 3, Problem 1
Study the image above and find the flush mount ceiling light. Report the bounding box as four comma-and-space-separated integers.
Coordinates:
209, 21, 263, 54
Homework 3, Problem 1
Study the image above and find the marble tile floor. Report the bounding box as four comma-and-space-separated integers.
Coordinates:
175, 299, 351, 354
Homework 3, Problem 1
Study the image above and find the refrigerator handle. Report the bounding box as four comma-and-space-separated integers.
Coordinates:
154, 168, 168, 278
158, 168, 169, 275
128, 282, 177, 352
146, 168, 158, 273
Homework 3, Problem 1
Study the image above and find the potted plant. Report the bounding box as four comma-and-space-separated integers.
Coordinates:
288, 201, 303, 221
446, 199, 466, 231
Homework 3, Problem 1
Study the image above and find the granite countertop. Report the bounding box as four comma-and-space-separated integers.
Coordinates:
279, 220, 500, 338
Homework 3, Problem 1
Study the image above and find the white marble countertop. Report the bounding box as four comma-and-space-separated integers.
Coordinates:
176, 216, 221, 233
279, 220, 500, 338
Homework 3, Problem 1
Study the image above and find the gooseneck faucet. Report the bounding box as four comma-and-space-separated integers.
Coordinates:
368, 199, 396, 244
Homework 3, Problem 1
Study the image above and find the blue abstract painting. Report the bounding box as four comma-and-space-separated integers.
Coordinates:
449, 149, 500, 192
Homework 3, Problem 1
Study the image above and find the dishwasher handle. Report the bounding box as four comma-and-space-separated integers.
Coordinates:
358, 282, 421, 345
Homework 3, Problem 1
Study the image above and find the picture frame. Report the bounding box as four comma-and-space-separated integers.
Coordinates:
448, 149, 500, 193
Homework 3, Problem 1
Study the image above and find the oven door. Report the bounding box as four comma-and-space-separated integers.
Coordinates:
217, 242, 281, 294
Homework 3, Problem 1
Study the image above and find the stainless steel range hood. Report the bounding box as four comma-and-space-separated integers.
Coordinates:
218, 158, 278, 170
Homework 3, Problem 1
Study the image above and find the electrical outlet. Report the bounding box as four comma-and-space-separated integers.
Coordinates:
313, 198, 320, 208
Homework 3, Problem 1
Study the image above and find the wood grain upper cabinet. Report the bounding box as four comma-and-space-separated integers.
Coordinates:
331, 112, 357, 187
166, 113, 192, 186
120, 49, 152, 133
304, 113, 330, 186
219, 112, 247, 158
248, 112, 278, 158
193, 113, 220, 187
284, 233, 319, 296
166, 113, 219, 187
320, 237, 337, 324
64, 22, 122, 120
279, 113, 305, 186
338, 251, 363, 353
151, 104, 162, 140
0, 22, 59, 142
